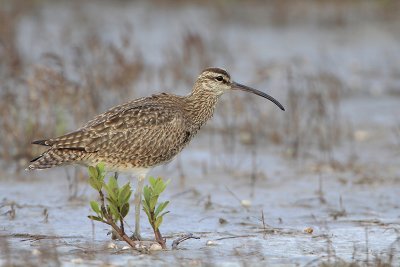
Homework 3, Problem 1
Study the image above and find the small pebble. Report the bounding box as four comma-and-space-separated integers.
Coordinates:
354, 130, 369, 142
241, 199, 252, 207
107, 242, 118, 249
304, 227, 314, 234
71, 258, 83, 264
219, 218, 228, 224
206, 240, 218, 246
149, 243, 163, 251
31, 249, 41, 256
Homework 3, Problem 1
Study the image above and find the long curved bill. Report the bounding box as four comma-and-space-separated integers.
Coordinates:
231, 82, 285, 111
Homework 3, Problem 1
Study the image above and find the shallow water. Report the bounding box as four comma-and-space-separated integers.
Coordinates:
1, 1, 400, 266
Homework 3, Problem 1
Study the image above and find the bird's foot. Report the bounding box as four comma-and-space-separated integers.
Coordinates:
129, 233, 157, 242
130, 232, 142, 241
110, 229, 122, 241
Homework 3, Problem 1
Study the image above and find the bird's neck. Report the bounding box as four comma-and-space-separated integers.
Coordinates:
186, 87, 220, 129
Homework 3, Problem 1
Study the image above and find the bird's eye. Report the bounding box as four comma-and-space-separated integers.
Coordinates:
216, 76, 224, 82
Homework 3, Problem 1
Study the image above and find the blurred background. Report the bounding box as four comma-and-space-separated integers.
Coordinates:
0, 0, 399, 265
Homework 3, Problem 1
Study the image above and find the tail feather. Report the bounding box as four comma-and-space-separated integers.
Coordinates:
26, 149, 86, 170
32, 139, 50, 146
30, 155, 43, 163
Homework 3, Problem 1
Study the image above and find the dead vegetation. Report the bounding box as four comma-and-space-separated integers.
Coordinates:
0, 2, 144, 170
283, 69, 344, 159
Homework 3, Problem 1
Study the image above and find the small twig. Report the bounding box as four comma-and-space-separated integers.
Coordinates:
365, 226, 369, 266
317, 175, 327, 204
0, 233, 82, 240
120, 219, 124, 235
225, 186, 241, 203
225, 186, 249, 211
42, 208, 48, 223
261, 210, 266, 236
250, 148, 257, 198
172, 233, 200, 249
170, 188, 196, 199
111, 207, 134, 241
214, 234, 256, 241
98, 190, 136, 248
91, 219, 95, 242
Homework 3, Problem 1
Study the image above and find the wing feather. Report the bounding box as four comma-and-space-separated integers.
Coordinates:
42, 95, 187, 160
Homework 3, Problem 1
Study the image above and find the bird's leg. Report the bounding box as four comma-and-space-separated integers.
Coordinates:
111, 172, 120, 240
131, 174, 146, 241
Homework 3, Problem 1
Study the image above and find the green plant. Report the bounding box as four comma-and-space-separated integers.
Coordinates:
87, 163, 135, 247
142, 177, 170, 249
87, 164, 171, 249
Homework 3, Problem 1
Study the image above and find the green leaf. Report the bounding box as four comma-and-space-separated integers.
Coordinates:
142, 200, 150, 218
142, 199, 150, 211
155, 216, 163, 230
143, 185, 150, 204
96, 162, 105, 175
102, 183, 110, 195
89, 177, 99, 191
121, 203, 129, 218
126, 190, 132, 204
88, 166, 98, 178
119, 183, 131, 205
149, 195, 158, 211
108, 176, 118, 191
106, 196, 118, 210
161, 179, 171, 193
158, 211, 170, 218
154, 180, 164, 195
154, 201, 169, 217
149, 177, 156, 188
90, 176, 103, 191
108, 203, 119, 220
104, 183, 117, 201
90, 201, 101, 215
98, 174, 105, 183
88, 215, 103, 222
154, 178, 169, 194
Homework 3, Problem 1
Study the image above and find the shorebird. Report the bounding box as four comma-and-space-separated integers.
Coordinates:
27, 67, 284, 239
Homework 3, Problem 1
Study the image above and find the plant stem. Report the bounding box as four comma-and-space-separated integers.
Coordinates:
120, 218, 125, 234
150, 211, 166, 249
154, 228, 166, 249
99, 190, 136, 248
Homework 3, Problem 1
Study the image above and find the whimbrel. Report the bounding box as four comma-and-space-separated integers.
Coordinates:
28, 67, 285, 239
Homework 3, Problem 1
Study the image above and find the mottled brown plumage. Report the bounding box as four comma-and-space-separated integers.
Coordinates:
27, 67, 284, 238
29, 94, 198, 171
28, 68, 284, 171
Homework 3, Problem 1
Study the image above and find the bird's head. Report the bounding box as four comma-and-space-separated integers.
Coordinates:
195, 67, 285, 111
